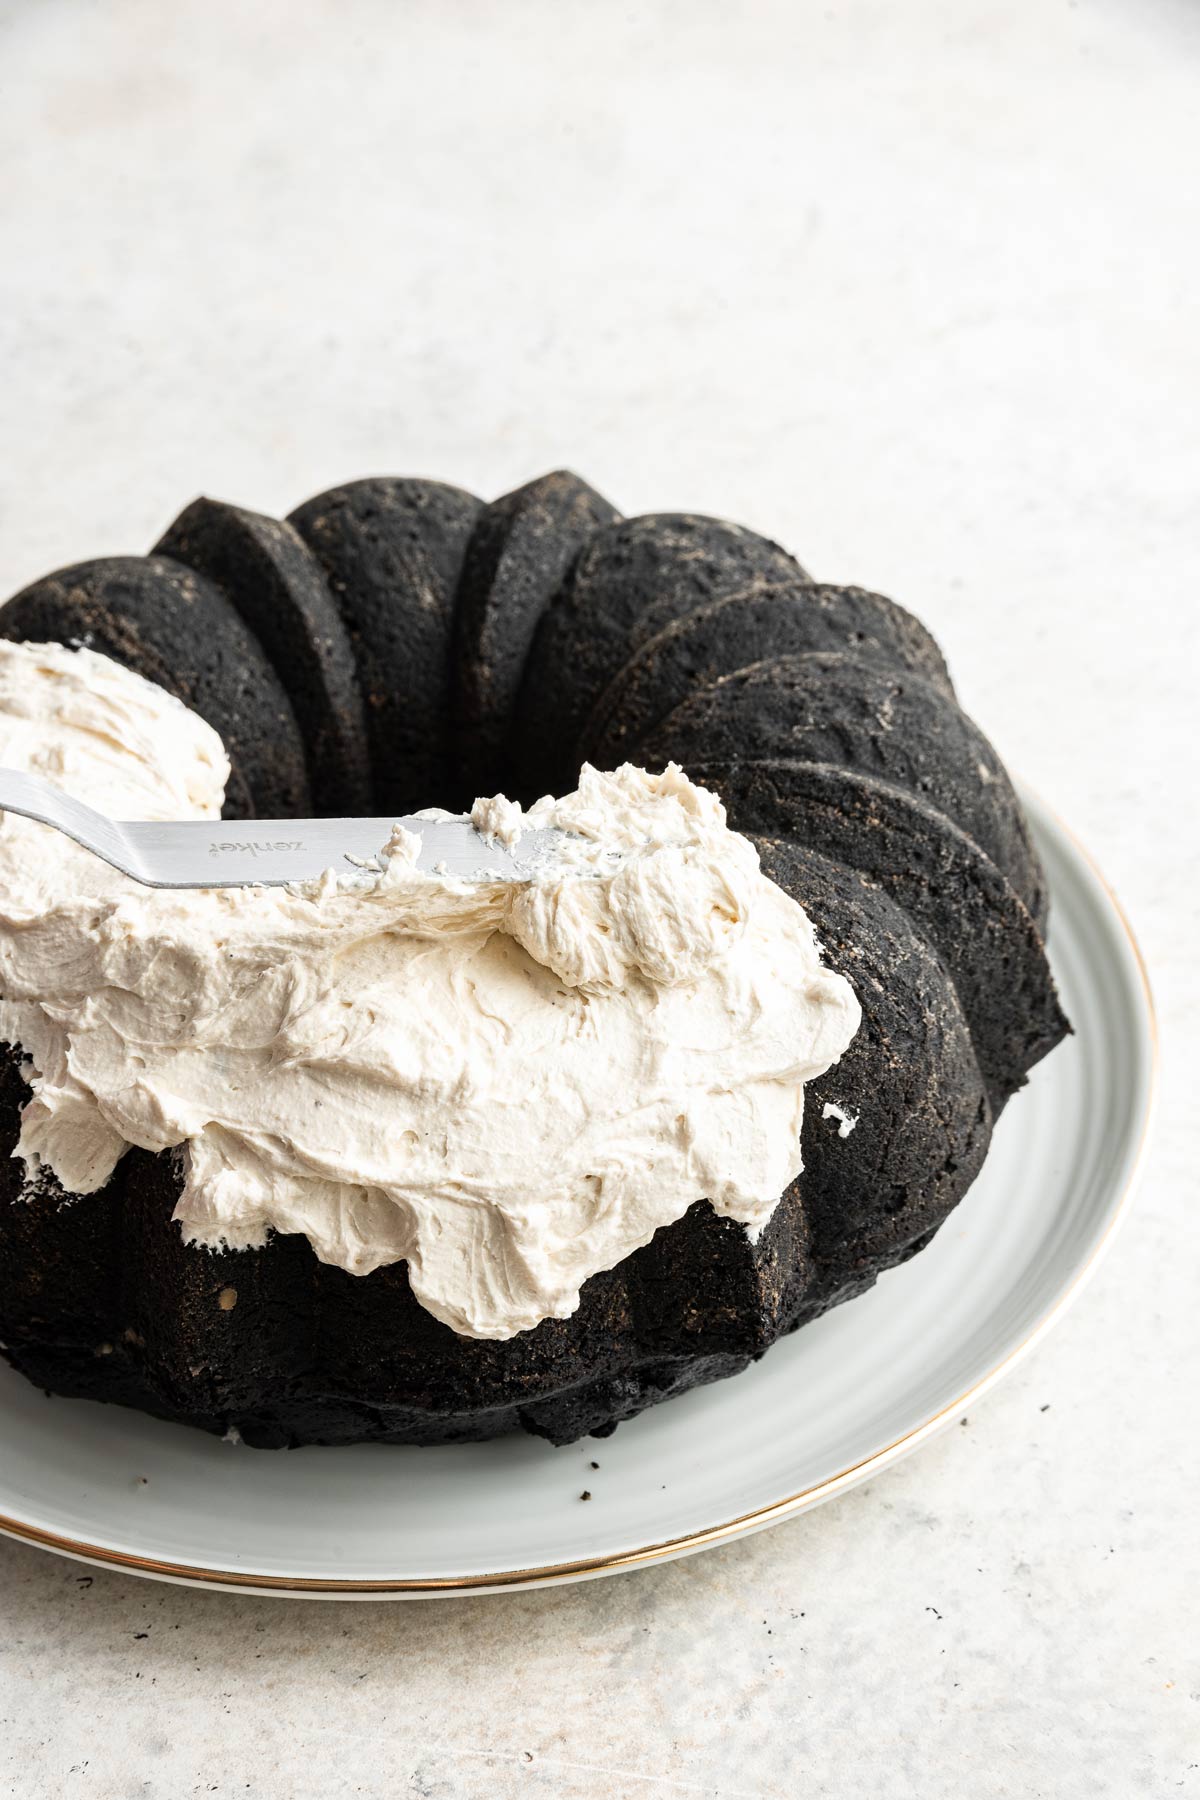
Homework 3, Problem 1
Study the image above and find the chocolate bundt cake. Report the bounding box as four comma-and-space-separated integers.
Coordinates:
0, 472, 1069, 1448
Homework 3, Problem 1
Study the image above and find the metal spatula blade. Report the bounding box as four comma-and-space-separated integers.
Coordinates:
0, 768, 574, 889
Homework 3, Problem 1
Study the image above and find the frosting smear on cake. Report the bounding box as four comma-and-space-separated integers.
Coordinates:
0, 640, 860, 1339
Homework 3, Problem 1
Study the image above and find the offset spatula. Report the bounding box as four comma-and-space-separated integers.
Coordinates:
0, 768, 573, 889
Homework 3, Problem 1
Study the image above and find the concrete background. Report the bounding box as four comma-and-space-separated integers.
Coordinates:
0, 1, 1196, 1794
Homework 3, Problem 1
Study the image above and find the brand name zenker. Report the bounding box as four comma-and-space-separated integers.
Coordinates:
207, 841, 306, 856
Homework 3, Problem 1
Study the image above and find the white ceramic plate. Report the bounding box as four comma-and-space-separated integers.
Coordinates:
0, 793, 1156, 1597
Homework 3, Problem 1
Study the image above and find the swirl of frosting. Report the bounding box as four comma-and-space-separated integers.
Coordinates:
0, 641, 861, 1339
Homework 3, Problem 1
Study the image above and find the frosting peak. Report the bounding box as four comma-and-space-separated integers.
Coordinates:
504, 763, 759, 991
0, 641, 861, 1340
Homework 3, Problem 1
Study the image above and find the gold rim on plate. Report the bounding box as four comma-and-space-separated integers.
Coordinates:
0, 801, 1158, 1595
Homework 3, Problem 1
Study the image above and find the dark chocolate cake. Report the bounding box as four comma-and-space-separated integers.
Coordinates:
0, 473, 1069, 1448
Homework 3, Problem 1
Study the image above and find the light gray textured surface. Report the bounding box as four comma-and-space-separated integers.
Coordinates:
0, 1, 1195, 1795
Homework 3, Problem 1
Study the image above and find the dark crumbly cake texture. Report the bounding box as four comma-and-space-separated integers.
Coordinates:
0, 472, 1069, 1447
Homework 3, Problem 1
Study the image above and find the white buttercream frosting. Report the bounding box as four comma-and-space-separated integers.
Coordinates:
469, 791, 524, 849
821, 1101, 860, 1139
0, 640, 861, 1340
